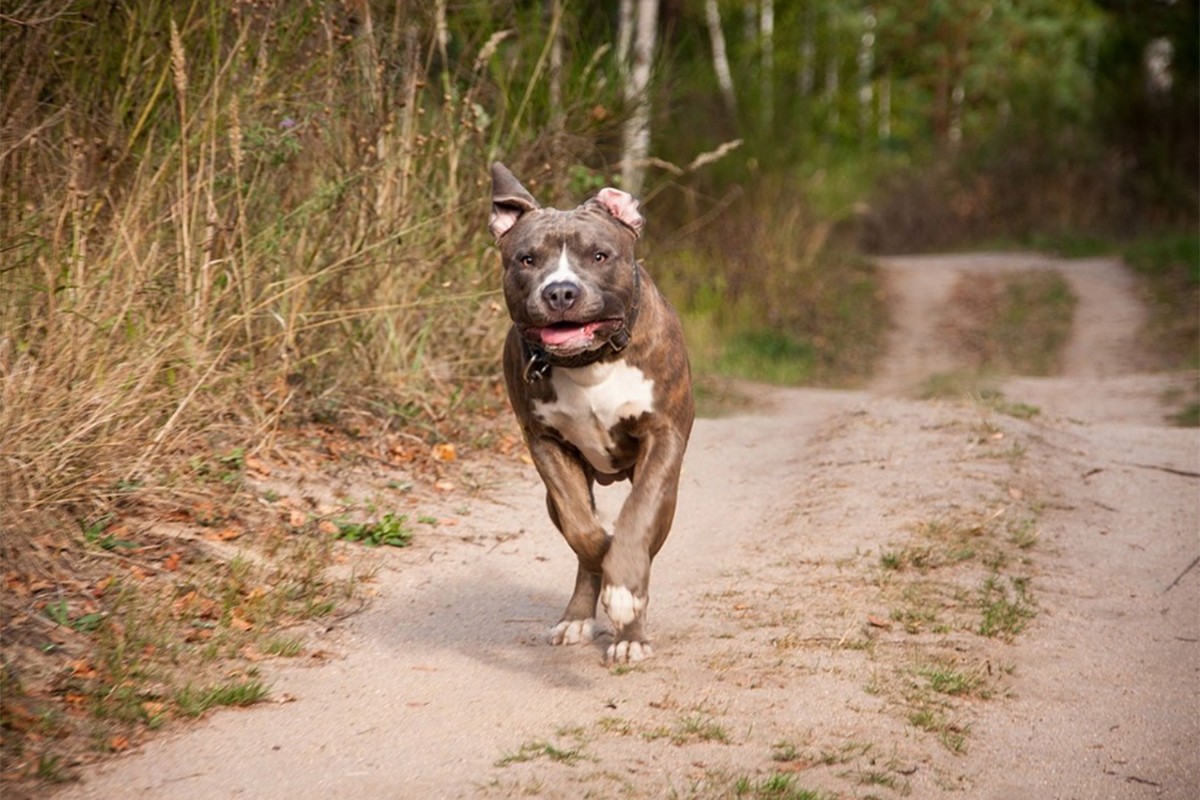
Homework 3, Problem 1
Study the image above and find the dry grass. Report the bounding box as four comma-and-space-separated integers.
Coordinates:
0, 3, 606, 787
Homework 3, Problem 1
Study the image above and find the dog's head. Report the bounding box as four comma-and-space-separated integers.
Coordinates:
489, 162, 644, 360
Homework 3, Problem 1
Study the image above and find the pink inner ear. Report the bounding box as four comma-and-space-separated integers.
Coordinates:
595, 187, 645, 233
489, 207, 522, 240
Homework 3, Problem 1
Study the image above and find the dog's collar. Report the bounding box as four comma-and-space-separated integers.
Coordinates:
522, 264, 642, 383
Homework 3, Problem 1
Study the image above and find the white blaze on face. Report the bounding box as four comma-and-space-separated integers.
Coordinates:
536, 245, 581, 295
532, 360, 655, 474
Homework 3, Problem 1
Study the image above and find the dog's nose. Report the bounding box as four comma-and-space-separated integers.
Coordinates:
542, 280, 580, 312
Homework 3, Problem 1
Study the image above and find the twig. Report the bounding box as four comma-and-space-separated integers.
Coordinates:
1163, 555, 1200, 595
1118, 461, 1200, 479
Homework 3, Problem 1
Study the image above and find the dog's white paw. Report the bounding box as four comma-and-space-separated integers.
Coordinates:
600, 585, 645, 629
550, 618, 595, 645
606, 640, 653, 664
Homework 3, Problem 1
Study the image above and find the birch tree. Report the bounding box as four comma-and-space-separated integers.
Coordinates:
619, 0, 658, 196
705, 0, 738, 118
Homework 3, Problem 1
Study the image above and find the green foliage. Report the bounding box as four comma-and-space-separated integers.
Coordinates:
334, 513, 412, 548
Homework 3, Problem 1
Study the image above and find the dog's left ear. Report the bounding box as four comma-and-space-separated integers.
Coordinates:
594, 187, 645, 237
490, 162, 540, 240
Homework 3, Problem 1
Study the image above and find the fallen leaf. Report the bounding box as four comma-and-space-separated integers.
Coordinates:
431, 442, 457, 462
244, 455, 271, 476
434, 480, 455, 493
288, 509, 307, 528
163, 553, 182, 571
217, 527, 243, 541
317, 520, 339, 536
109, 734, 130, 752
142, 701, 167, 717
867, 614, 893, 630
64, 692, 89, 708
228, 613, 253, 632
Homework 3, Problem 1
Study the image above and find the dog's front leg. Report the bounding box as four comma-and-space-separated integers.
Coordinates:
527, 436, 610, 646
600, 428, 687, 663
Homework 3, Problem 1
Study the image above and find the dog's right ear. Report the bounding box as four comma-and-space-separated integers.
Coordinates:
490, 162, 539, 240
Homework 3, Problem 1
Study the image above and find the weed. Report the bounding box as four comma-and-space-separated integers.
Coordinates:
35, 754, 71, 784
907, 708, 970, 754
495, 740, 589, 767
174, 680, 268, 718
920, 663, 987, 698
679, 714, 730, 745
770, 741, 804, 763
732, 773, 828, 799
978, 575, 1036, 639
816, 741, 873, 765
263, 637, 304, 657
596, 716, 632, 736
333, 513, 412, 548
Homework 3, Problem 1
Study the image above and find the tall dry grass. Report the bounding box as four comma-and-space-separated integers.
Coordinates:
0, 2, 624, 540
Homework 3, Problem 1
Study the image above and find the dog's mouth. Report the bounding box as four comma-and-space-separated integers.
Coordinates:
524, 319, 624, 351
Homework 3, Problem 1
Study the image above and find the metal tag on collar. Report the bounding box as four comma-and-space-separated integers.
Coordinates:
610, 328, 631, 351
524, 352, 552, 382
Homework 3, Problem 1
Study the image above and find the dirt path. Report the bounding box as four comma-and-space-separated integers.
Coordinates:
56, 255, 1199, 799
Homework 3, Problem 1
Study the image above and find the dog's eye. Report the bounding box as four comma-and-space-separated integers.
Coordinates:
518, 254, 535, 267
593, 251, 609, 263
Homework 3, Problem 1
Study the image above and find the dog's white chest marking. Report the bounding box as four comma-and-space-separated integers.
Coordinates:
533, 360, 655, 474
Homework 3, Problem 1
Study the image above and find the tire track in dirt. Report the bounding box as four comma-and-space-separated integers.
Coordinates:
54, 255, 1199, 800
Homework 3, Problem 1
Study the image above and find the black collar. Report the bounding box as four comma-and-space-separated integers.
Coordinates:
522, 264, 642, 383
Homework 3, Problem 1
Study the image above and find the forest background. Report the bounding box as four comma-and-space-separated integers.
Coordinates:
3, 0, 1197, 531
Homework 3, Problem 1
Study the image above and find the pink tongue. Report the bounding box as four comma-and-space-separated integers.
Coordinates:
540, 323, 592, 346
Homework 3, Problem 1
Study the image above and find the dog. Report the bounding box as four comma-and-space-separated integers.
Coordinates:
488, 163, 694, 664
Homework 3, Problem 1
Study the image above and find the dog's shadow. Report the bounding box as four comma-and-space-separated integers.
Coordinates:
361, 563, 615, 690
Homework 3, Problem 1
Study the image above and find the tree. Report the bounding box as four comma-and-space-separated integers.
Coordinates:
620, 0, 659, 195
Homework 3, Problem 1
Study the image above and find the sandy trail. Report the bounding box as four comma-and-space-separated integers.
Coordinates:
55, 255, 1199, 800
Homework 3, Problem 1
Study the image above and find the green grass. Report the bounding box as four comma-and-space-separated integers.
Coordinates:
979, 575, 1036, 639
174, 679, 269, 718
731, 773, 829, 799
717, 330, 817, 385
920, 663, 987, 698
645, 714, 731, 746
494, 740, 590, 767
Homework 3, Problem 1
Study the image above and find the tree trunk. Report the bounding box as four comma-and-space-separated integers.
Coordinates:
616, 0, 635, 70
620, 0, 658, 196
759, 0, 774, 131
704, 0, 737, 118
858, 9, 876, 140
547, 0, 564, 127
